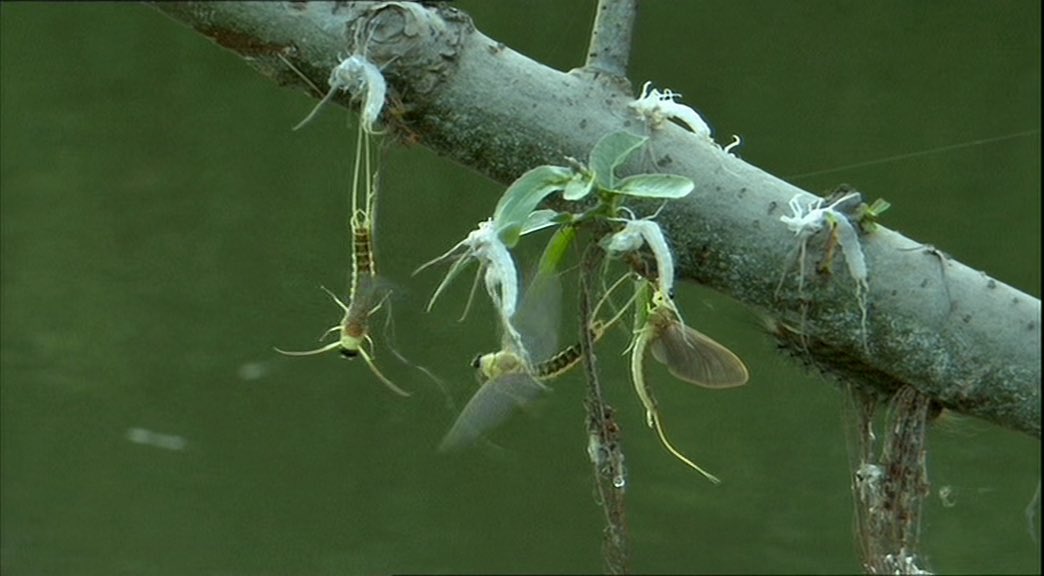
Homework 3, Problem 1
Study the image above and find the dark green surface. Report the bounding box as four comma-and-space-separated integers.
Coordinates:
1, 2, 1039, 574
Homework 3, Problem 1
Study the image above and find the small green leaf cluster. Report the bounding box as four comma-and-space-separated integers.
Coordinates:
856, 198, 891, 233
492, 131, 695, 249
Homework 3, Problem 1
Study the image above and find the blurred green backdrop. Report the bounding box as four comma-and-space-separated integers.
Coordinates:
1, 1, 1039, 574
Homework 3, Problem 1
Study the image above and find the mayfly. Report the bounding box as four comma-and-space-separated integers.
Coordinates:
275, 105, 410, 397
439, 272, 635, 452
630, 283, 749, 483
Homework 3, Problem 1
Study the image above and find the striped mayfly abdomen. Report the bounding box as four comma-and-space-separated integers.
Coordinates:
351, 209, 376, 277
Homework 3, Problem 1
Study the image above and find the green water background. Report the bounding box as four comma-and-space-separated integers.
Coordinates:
1, 2, 1039, 574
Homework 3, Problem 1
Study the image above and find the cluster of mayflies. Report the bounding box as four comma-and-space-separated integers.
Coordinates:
277, 49, 753, 482
410, 122, 752, 481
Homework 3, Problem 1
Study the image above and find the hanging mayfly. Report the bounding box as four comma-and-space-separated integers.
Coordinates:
439, 270, 635, 452
629, 282, 749, 483
275, 53, 411, 397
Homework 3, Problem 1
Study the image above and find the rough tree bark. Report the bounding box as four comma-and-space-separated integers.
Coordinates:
148, 1, 1040, 438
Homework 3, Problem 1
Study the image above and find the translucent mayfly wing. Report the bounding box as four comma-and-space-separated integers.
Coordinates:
648, 316, 749, 389
438, 259, 564, 452
438, 371, 550, 452
640, 287, 748, 389
506, 267, 562, 363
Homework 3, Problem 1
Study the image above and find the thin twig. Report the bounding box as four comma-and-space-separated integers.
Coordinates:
579, 241, 629, 574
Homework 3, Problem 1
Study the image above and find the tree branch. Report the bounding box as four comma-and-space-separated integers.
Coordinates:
147, 1, 1041, 438
581, 0, 638, 81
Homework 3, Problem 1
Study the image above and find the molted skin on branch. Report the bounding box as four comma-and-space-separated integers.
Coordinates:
349, 2, 470, 97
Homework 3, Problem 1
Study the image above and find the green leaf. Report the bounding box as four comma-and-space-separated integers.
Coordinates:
867, 198, 891, 217
536, 225, 576, 278
589, 132, 648, 190
858, 197, 891, 233
613, 174, 694, 199
493, 165, 573, 247
561, 171, 596, 201
519, 209, 561, 236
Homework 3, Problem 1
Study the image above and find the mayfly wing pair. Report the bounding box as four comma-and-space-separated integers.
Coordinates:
630, 283, 748, 483
439, 269, 635, 452
437, 266, 562, 452
275, 113, 410, 397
